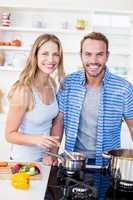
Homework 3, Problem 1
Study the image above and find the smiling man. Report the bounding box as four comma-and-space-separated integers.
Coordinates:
52, 32, 133, 166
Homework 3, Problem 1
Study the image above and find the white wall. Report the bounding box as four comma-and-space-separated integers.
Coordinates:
0, 71, 20, 91
1, 0, 133, 11
0, 114, 10, 160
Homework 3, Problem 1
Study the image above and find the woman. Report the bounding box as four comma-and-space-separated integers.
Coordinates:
5, 33, 65, 162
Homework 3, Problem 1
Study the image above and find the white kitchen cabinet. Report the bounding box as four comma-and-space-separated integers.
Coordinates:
0, 5, 133, 81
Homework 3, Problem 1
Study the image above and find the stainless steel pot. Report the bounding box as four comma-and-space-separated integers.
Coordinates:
45, 151, 86, 172
103, 148, 133, 184
63, 152, 86, 172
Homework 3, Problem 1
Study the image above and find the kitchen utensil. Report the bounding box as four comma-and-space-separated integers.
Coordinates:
63, 151, 86, 172
64, 150, 75, 160
45, 151, 86, 172
45, 151, 64, 160
102, 148, 133, 183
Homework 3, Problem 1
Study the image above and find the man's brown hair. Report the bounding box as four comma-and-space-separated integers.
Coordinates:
80, 32, 109, 53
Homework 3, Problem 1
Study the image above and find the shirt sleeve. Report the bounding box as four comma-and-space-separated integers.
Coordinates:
123, 84, 133, 119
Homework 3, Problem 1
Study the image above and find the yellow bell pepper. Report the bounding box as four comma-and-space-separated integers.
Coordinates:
11, 172, 30, 190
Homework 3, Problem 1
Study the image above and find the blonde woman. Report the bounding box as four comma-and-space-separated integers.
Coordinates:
5, 34, 64, 162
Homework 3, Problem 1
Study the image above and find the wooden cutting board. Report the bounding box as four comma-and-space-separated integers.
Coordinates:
0, 162, 42, 180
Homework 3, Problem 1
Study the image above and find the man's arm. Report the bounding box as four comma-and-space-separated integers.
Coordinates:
51, 112, 64, 152
125, 119, 133, 140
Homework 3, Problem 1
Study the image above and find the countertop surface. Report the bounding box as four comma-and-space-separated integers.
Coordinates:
0, 113, 51, 200
0, 164, 51, 200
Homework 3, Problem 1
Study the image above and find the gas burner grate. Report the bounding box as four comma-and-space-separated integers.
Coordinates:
118, 181, 133, 192
113, 178, 133, 193
71, 183, 97, 200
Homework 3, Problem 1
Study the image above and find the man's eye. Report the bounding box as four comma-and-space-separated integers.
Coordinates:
85, 53, 91, 56
97, 53, 104, 56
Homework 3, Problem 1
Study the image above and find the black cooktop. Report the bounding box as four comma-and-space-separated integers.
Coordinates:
44, 165, 133, 200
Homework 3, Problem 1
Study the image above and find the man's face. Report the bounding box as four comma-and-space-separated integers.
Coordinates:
81, 38, 109, 78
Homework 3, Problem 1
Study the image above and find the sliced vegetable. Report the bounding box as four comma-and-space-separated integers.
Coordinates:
10, 163, 40, 176
11, 172, 30, 190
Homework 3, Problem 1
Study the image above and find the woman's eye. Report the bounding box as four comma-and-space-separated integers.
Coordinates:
42, 52, 48, 55
54, 53, 59, 57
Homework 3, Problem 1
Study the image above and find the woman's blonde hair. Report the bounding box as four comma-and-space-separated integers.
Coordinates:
9, 33, 65, 98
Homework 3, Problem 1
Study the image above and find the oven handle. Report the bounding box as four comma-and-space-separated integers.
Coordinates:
85, 164, 108, 169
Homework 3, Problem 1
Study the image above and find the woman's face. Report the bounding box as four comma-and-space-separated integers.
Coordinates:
37, 40, 60, 75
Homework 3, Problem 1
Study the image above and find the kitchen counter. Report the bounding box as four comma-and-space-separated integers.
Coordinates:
0, 113, 51, 200
0, 164, 51, 200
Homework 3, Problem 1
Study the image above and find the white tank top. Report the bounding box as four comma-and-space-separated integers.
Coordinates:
10, 85, 59, 162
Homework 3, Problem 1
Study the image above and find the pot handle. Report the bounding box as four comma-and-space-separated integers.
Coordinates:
102, 152, 111, 159
45, 151, 64, 161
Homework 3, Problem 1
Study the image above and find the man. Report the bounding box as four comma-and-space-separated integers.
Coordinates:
51, 32, 133, 166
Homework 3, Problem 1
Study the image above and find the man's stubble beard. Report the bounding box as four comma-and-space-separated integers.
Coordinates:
84, 64, 106, 78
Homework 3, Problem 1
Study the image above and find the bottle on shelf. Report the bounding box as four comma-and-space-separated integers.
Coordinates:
0, 50, 5, 66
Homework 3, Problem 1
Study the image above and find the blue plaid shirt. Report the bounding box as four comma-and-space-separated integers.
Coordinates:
57, 68, 133, 165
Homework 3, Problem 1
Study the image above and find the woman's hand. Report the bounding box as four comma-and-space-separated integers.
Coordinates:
35, 135, 60, 149
43, 155, 58, 166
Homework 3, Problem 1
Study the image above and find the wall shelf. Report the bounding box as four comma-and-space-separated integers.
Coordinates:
110, 49, 130, 56
0, 66, 21, 72
0, 46, 80, 55
1, 5, 133, 14
0, 26, 91, 35
0, 5, 92, 13
0, 46, 30, 51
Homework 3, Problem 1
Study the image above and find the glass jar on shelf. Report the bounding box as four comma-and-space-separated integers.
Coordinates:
1, 12, 11, 27
32, 15, 43, 28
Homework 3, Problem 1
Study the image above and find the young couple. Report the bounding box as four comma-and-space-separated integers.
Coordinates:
5, 32, 133, 165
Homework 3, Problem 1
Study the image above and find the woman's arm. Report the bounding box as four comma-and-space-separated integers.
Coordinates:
5, 87, 31, 144
43, 112, 64, 165
51, 112, 64, 141
5, 87, 59, 149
